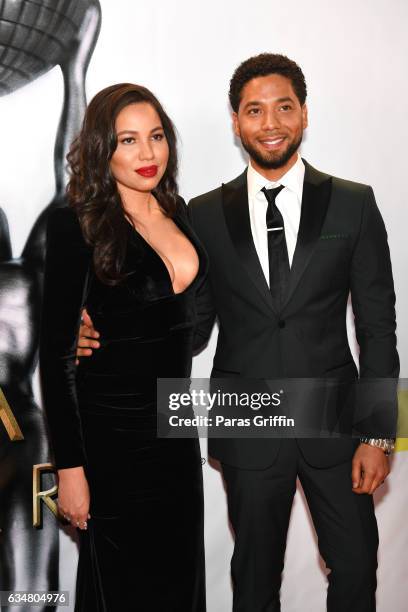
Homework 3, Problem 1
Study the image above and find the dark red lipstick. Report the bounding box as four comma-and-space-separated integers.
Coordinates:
136, 165, 158, 177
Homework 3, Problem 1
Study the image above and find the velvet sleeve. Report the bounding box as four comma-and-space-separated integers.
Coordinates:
39, 207, 92, 470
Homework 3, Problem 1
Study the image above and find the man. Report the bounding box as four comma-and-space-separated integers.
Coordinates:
77, 54, 398, 611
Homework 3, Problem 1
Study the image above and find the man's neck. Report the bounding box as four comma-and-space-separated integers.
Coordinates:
250, 151, 299, 182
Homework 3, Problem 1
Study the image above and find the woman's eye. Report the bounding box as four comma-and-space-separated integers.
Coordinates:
121, 137, 135, 144
152, 133, 165, 141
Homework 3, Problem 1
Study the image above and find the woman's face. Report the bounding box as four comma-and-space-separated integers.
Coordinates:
110, 102, 169, 195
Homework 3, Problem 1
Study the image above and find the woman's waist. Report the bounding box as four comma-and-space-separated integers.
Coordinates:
76, 368, 191, 402
87, 297, 195, 341
76, 329, 194, 380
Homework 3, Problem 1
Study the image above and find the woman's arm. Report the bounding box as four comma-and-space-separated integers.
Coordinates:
39, 207, 92, 470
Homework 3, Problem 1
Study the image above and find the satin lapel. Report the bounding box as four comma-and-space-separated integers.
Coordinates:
282, 161, 332, 310
222, 171, 275, 313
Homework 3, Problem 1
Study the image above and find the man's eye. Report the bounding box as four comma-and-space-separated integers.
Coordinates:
280, 105, 292, 111
248, 108, 260, 115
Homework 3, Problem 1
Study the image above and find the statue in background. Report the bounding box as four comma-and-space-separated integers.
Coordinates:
0, 2, 101, 609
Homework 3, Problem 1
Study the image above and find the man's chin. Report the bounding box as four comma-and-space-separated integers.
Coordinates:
252, 150, 292, 170
242, 135, 302, 171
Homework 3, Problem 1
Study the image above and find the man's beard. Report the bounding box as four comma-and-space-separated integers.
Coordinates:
240, 132, 303, 170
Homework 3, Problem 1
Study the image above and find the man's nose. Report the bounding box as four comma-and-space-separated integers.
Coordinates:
262, 108, 281, 130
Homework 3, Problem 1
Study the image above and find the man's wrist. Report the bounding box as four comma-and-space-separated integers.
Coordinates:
360, 437, 395, 455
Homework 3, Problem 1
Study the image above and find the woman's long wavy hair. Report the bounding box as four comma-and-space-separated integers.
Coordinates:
66, 83, 179, 285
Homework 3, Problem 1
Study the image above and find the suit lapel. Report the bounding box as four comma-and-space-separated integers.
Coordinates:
221, 161, 332, 314
222, 171, 276, 314
283, 160, 332, 309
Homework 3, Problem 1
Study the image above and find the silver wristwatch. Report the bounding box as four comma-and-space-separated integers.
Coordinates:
360, 438, 395, 455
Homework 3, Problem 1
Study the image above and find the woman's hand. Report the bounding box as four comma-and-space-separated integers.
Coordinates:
57, 466, 91, 530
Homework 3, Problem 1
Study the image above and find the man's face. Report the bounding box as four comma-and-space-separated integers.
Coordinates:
233, 74, 308, 173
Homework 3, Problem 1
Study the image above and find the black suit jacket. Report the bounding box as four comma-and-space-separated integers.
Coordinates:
189, 160, 399, 469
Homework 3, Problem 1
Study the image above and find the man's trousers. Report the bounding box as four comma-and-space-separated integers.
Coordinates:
222, 439, 378, 612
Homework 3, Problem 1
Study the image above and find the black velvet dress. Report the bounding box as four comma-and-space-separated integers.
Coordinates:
39, 199, 207, 612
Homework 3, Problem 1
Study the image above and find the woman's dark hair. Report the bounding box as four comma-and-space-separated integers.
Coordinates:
66, 83, 178, 285
229, 53, 307, 112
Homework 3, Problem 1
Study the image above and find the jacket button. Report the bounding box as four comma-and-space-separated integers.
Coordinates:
278, 320, 285, 328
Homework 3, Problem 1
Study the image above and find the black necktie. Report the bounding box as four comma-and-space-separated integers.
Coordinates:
262, 185, 290, 310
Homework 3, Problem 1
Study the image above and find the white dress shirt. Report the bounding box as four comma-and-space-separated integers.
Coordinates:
247, 154, 305, 286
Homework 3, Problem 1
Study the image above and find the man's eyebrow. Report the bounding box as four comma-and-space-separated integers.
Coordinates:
242, 100, 262, 109
243, 96, 295, 110
275, 96, 295, 104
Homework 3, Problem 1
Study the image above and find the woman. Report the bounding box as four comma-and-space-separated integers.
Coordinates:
40, 83, 207, 611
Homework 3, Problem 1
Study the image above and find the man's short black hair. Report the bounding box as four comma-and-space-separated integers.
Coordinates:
229, 53, 307, 112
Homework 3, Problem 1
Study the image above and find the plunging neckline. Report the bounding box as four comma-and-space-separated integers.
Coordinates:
127, 214, 200, 296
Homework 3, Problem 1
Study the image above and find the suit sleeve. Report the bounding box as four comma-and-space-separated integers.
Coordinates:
350, 188, 399, 438
39, 208, 91, 470
350, 187, 399, 379
187, 198, 217, 353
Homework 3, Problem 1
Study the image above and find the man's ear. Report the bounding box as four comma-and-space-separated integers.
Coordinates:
232, 112, 240, 138
302, 104, 308, 129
